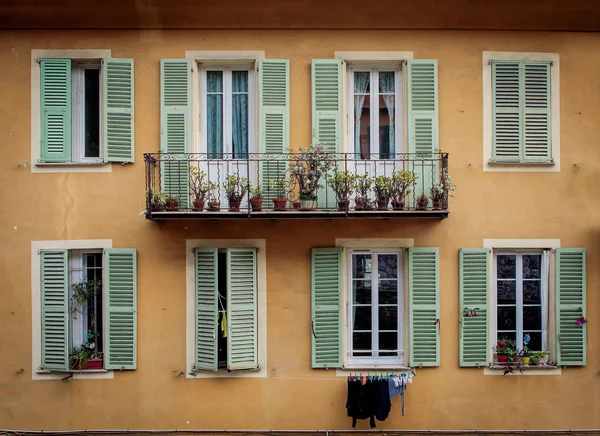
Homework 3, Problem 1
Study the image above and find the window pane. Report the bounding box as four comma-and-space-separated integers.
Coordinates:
352, 280, 372, 304
523, 280, 541, 304
497, 306, 516, 330
524, 332, 542, 351
497, 255, 516, 279
207, 71, 223, 92
497, 280, 516, 304
354, 72, 371, 159
379, 280, 398, 304
379, 332, 397, 356
207, 71, 223, 158
523, 306, 542, 330
352, 254, 372, 279
379, 306, 397, 330
352, 306, 372, 330
497, 331, 516, 343
379, 72, 395, 159
523, 255, 541, 279
232, 71, 248, 158
84, 69, 100, 158
352, 332, 372, 356
378, 254, 397, 279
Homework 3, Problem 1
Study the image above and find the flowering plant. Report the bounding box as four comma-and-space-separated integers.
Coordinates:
495, 338, 515, 355
576, 316, 587, 325
430, 173, 457, 202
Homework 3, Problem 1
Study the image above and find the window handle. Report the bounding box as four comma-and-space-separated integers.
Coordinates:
311, 320, 317, 338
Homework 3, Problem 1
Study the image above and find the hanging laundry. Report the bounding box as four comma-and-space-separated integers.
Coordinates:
220, 311, 228, 338
346, 374, 403, 427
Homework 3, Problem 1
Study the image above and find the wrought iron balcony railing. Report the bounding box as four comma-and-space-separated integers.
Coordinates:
144, 152, 450, 219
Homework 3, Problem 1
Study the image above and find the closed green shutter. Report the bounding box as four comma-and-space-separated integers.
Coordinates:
311, 248, 343, 368
194, 248, 219, 371
104, 248, 137, 370
160, 59, 191, 207
103, 58, 135, 163
459, 248, 490, 367
408, 247, 440, 367
259, 60, 290, 206
40, 250, 69, 371
227, 248, 259, 370
407, 60, 438, 205
40, 59, 71, 163
556, 248, 586, 366
491, 61, 552, 163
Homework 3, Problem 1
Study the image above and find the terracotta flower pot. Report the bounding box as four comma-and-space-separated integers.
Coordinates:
416, 198, 429, 210
208, 201, 220, 212
272, 198, 287, 211
337, 199, 350, 211
497, 354, 509, 364
192, 200, 205, 212
292, 201, 301, 210
377, 198, 389, 210
391, 200, 405, 210
166, 199, 178, 211
228, 200, 241, 212
250, 198, 263, 212
433, 201, 444, 210
355, 199, 367, 211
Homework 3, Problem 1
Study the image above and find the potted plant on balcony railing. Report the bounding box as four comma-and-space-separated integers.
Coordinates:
189, 166, 211, 211
207, 183, 220, 212
328, 170, 355, 211
416, 192, 429, 210
269, 178, 289, 211
150, 189, 167, 211
250, 184, 264, 212
223, 175, 249, 212
354, 174, 373, 211
389, 170, 417, 210
165, 195, 179, 211
430, 173, 456, 210
289, 144, 335, 210
374, 175, 392, 210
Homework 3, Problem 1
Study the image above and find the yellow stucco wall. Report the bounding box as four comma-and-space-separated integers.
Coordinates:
0, 29, 599, 430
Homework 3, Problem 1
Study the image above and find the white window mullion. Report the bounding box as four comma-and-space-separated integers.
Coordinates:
223, 69, 232, 156
516, 254, 524, 349
371, 69, 379, 158
372, 253, 379, 358
395, 69, 402, 155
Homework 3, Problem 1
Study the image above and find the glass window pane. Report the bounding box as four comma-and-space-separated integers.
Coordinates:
498, 331, 516, 343
352, 254, 372, 279
84, 69, 100, 158
378, 72, 395, 159
379, 306, 397, 330
497, 255, 516, 279
523, 306, 542, 330
379, 72, 395, 93
379, 280, 398, 304
378, 254, 397, 279
232, 71, 248, 92
523, 255, 541, 279
352, 332, 372, 356
352, 306, 372, 330
379, 332, 397, 356
207, 71, 223, 92
232, 71, 249, 158
524, 332, 542, 351
354, 72, 371, 159
497, 306, 517, 330
497, 280, 516, 304
352, 280, 372, 304
523, 280, 541, 304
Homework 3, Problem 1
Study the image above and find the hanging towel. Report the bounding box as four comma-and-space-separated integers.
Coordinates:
221, 311, 228, 338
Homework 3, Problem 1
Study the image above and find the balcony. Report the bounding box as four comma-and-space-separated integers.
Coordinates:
144, 152, 450, 220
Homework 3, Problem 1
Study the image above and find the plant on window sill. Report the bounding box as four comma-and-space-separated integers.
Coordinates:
374, 176, 392, 210
389, 170, 417, 211
289, 144, 335, 210
268, 177, 290, 211
328, 170, 356, 212
354, 174, 374, 211
223, 174, 249, 212
189, 167, 212, 212
249, 183, 264, 212
430, 172, 456, 210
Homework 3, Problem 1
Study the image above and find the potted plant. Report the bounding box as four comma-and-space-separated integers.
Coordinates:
354, 174, 373, 210
69, 347, 89, 370
82, 331, 103, 369
495, 338, 515, 364
520, 346, 532, 366
373, 176, 392, 210
189, 166, 211, 211
223, 174, 249, 212
430, 172, 457, 210
165, 195, 179, 211
389, 170, 417, 210
416, 192, 429, 210
328, 170, 355, 211
289, 144, 335, 210
207, 183, 220, 212
530, 351, 548, 366
269, 178, 289, 211
150, 189, 167, 211
250, 184, 264, 212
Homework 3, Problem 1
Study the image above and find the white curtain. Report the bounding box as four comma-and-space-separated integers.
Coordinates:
541, 250, 550, 351
353, 72, 370, 158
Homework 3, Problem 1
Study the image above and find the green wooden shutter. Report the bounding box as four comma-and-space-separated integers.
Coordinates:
194, 248, 219, 371
408, 247, 440, 367
103, 58, 135, 163
492, 61, 521, 161
407, 60, 438, 205
160, 59, 191, 207
40, 250, 69, 371
459, 248, 490, 367
104, 248, 137, 370
523, 62, 552, 162
259, 60, 290, 206
556, 248, 586, 366
40, 59, 71, 163
227, 248, 258, 370
311, 60, 342, 152
311, 248, 343, 368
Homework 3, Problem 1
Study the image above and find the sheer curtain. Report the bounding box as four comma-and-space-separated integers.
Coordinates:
541, 250, 550, 351
379, 72, 395, 159
232, 71, 248, 158
353, 72, 370, 158
206, 71, 223, 159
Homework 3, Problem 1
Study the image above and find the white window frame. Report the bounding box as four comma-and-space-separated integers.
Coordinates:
493, 250, 548, 352
198, 64, 256, 158
347, 64, 403, 158
346, 248, 404, 366
71, 62, 103, 164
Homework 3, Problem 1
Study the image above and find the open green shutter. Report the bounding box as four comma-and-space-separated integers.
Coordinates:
40, 59, 71, 163
523, 62, 552, 162
40, 250, 69, 371
103, 58, 135, 163
104, 248, 137, 370
407, 60, 438, 205
227, 248, 258, 370
408, 247, 440, 367
492, 61, 521, 162
160, 59, 191, 207
311, 60, 342, 152
259, 60, 290, 206
194, 248, 218, 371
311, 248, 343, 368
556, 248, 586, 366
459, 248, 490, 367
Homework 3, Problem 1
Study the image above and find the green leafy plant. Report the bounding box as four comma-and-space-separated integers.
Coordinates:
188, 167, 211, 203
150, 189, 167, 210
69, 347, 89, 369
71, 278, 102, 305
269, 178, 289, 199
430, 172, 457, 203
389, 170, 418, 202
373, 176, 391, 200
328, 171, 356, 201
250, 183, 264, 200
354, 173, 373, 204
495, 338, 515, 355
223, 174, 249, 202
289, 144, 335, 200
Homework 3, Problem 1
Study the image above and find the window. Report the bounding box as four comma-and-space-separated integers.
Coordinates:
348, 249, 404, 365
495, 252, 548, 351
72, 62, 102, 162
348, 67, 402, 159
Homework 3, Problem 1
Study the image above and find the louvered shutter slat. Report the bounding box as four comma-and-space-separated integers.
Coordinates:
408, 247, 440, 367
103, 58, 134, 163
104, 248, 137, 370
311, 248, 343, 368
160, 59, 191, 207
459, 249, 489, 367
556, 248, 586, 366
492, 62, 521, 161
40, 59, 71, 163
40, 250, 69, 371
311, 60, 342, 153
194, 248, 218, 371
227, 249, 258, 370
524, 63, 551, 161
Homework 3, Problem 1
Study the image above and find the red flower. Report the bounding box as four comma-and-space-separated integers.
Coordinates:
499, 341, 506, 346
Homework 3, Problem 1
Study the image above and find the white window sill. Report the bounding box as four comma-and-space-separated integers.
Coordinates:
343, 364, 409, 370
32, 161, 112, 173
488, 160, 555, 166
484, 364, 561, 376
36, 161, 106, 166
34, 369, 114, 380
